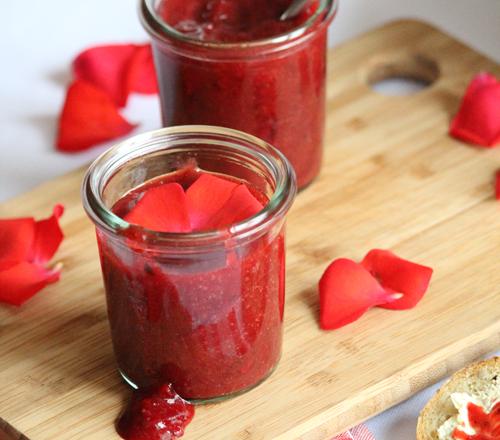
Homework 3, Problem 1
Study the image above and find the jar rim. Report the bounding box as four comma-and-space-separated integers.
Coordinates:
82, 125, 297, 250
140, 0, 338, 52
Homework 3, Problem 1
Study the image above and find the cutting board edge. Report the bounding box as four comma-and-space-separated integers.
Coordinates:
1, 18, 500, 440
272, 323, 500, 440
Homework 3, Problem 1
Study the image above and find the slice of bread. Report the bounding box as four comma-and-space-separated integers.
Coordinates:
416, 356, 500, 440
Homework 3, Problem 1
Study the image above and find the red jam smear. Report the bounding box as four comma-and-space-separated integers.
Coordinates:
150, 0, 331, 189
117, 384, 194, 440
100, 169, 285, 399
158, 0, 319, 43
453, 402, 500, 440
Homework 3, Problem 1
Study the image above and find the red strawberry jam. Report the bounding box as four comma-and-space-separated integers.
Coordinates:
158, 0, 321, 43
98, 169, 285, 400
142, 0, 336, 188
117, 384, 194, 440
453, 402, 500, 440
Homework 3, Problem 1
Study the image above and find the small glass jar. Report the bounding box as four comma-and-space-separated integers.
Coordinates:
140, 0, 338, 189
82, 126, 296, 402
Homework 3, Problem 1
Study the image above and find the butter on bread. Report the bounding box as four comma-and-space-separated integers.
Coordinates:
416, 356, 500, 440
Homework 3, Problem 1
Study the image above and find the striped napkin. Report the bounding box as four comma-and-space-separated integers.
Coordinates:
333, 424, 375, 440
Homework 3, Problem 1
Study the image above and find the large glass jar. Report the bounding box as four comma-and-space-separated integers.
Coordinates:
82, 126, 296, 401
140, 0, 338, 189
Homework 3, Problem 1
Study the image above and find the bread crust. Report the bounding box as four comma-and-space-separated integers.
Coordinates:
416, 357, 500, 440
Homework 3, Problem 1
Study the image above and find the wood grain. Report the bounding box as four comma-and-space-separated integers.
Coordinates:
1, 19, 499, 440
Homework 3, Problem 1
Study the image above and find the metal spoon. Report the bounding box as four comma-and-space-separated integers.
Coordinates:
280, 0, 310, 21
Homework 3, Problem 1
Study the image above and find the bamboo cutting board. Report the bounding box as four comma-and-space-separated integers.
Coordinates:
1, 19, 500, 440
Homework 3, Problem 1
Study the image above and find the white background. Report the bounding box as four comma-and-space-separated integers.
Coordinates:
1, 0, 499, 203
0, 1, 499, 438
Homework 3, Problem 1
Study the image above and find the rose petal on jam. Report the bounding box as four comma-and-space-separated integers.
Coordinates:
56, 80, 136, 153
319, 258, 401, 330
361, 249, 433, 310
73, 44, 138, 107
116, 384, 195, 440
0, 261, 61, 306
450, 72, 500, 147
495, 170, 500, 200
124, 183, 191, 233
126, 44, 159, 95
0, 205, 64, 306
185, 173, 239, 230
205, 184, 264, 230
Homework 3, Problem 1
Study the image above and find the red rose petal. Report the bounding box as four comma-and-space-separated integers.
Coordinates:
126, 44, 159, 95
0, 261, 61, 306
0, 217, 35, 268
361, 249, 433, 310
56, 80, 136, 153
124, 183, 191, 233
73, 43, 158, 107
319, 258, 400, 330
0, 206, 64, 306
495, 171, 500, 200
73, 44, 138, 107
450, 72, 500, 147
185, 174, 239, 231
31, 204, 64, 264
205, 184, 264, 230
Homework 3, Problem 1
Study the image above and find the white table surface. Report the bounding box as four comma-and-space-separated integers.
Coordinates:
1, 1, 499, 438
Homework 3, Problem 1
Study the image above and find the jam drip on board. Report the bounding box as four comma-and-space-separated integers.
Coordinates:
116, 384, 195, 440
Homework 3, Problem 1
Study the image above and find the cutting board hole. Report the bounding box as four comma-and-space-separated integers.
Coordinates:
367, 54, 439, 96
371, 76, 431, 95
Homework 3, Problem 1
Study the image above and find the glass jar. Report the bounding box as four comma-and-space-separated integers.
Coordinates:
140, 0, 338, 189
82, 126, 296, 402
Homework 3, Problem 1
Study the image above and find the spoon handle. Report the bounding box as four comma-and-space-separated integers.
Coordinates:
280, 0, 310, 21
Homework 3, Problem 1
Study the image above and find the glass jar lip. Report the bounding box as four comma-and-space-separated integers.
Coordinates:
140, 0, 338, 51
82, 125, 297, 250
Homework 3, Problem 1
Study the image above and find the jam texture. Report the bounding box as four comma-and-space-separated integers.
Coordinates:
99, 171, 286, 400
148, 0, 332, 188
116, 384, 195, 440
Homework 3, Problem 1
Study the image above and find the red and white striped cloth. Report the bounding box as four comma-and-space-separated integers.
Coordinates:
332, 424, 375, 440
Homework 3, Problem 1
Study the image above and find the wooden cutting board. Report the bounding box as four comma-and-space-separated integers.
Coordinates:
1, 19, 499, 440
